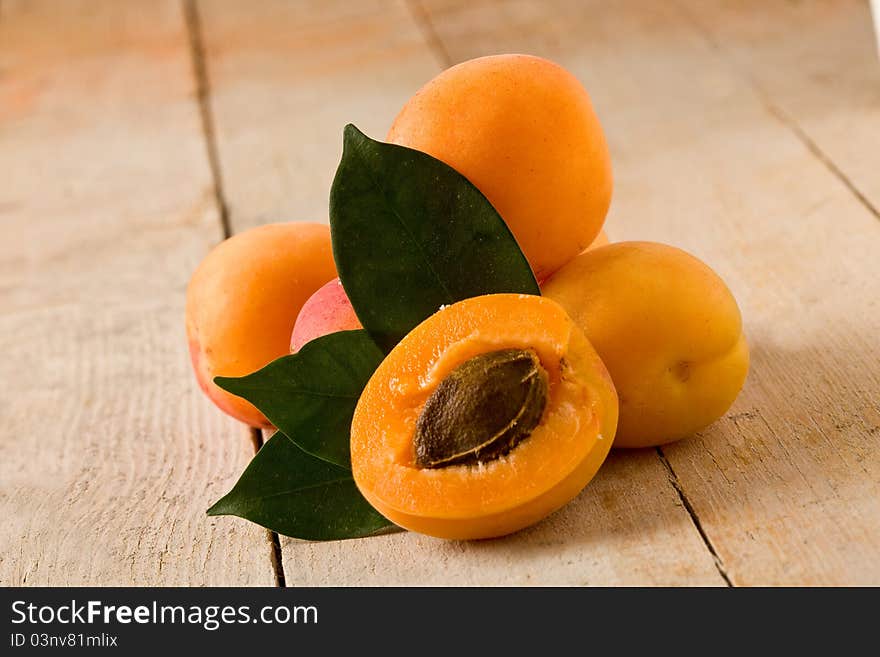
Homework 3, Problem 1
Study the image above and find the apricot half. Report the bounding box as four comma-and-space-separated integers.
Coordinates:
543, 242, 749, 448
388, 54, 612, 281
350, 294, 618, 540
186, 222, 337, 426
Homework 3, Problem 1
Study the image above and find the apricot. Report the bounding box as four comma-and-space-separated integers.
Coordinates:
587, 228, 610, 251
186, 223, 337, 427
537, 229, 611, 285
290, 278, 362, 352
350, 294, 618, 540
542, 242, 749, 448
388, 54, 612, 281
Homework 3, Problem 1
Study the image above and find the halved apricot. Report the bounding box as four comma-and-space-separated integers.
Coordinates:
350, 294, 618, 540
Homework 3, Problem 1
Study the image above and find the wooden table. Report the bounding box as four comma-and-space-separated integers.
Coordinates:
2, 0, 878, 587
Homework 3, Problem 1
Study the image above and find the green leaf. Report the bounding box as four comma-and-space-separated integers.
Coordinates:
207, 432, 394, 541
330, 124, 540, 353
214, 330, 384, 469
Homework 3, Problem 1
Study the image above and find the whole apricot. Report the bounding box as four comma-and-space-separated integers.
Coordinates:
388, 54, 612, 280
290, 278, 362, 353
538, 229, 611, 285
587, 228, 610, 251
186, 222, 337, 426
543, 242, 749, 448
351, 294, 618, 540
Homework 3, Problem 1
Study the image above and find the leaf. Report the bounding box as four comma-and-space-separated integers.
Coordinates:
207, 432, 394, 541
330, 124, 540, 353
214, 329, 384, 469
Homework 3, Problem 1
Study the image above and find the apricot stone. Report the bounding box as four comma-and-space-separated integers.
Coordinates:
351, 294, 618, 540
290, 278, 362, 353
186, 223, 337, 427
543, 241, 749, 448
388, 54, 612, 281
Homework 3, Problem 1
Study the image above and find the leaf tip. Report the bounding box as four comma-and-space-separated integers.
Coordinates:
342, 123, 363, 145
212, 375, 237, 393
206, 497, 227, 517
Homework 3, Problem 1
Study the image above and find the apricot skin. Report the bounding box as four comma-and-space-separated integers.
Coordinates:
388, 54, 612, 281
290, 278, 362, 352
350, 294, 618, 540
186, 223, 337, 427
542, 242, 749, 448
587, 229, 610, 251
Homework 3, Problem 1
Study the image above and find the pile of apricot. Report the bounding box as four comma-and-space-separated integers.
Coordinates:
186, 55, 748, 540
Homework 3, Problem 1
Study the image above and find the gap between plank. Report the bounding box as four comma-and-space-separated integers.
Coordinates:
673, 0, 880, 226
762, 101, 880, 224
252, 428, 288, 588
183, 0, 232, 239
404, 0, 454, 68
657, 447, 733, 586
183, 0, 287, 588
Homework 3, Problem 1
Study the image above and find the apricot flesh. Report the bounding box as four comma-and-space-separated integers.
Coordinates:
350, 294, 618, 540
290, 278, 362, 352
543, 242, 749, 448
186, 223, 337, 427
388, 54, 612, 281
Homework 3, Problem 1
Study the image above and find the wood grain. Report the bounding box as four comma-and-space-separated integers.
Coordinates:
420, 0, 880, 584
199, 0, 726, 585
284, 451, 725, 586
0, 0, 274, 585
196, 0, 443, 230
679, 0, 880, 214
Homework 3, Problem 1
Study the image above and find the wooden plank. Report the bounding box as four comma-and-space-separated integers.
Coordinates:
197, 0, 448, 230
284, 451, 724, 586
199, 0, 725, 585
0, 0, 274, 585
678, 0, 880, 214
420, 0, 880, 584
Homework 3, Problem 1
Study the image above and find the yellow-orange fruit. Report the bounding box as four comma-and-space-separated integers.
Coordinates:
539, 229, 610, 284
351, 294, 618, 540
388, 54, 612, 280
587, 229, 610, 251
186, 223, 337, 426
543, 242, 749, 448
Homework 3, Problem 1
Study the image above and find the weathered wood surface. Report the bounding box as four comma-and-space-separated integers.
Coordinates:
2, 0, 878, 586
681, 0, 880, 212
0, 0, 274, 585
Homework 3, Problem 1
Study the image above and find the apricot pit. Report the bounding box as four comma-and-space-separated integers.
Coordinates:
414, 349, 549, 469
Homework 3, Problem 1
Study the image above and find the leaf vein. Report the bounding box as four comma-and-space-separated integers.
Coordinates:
240, 477, 355, 502
354, 142, 457, 305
